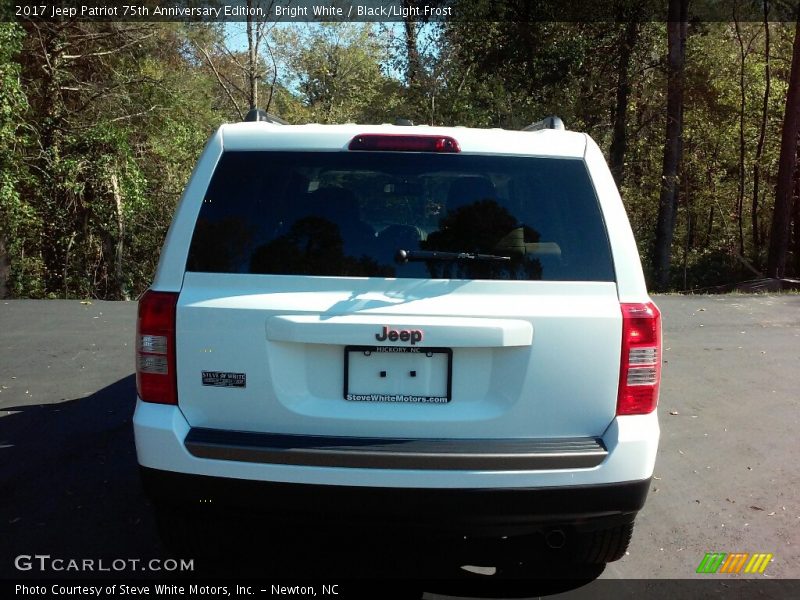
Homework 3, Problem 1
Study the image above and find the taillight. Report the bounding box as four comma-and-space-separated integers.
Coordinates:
617, 302, 661, 415
348, 134, 460, 153
136, 290, 178, 405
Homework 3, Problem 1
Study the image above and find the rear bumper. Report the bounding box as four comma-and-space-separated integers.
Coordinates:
140, 466, 649, 535
133, 400, 659, 489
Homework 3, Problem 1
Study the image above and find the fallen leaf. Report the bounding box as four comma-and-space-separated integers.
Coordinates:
750, 505, 764, 511
80, 300, 92, 305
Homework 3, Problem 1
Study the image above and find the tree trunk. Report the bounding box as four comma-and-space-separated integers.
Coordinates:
706, 205, 715, 248
766, 18, 800, 278
0, 234, 9, 298
110, 171, 128, 300
35, 23, 68, 295
246, 0, 258, 110
734, 16, 747, 258
403, 1, 422, 88
751, 4, 771, 263
652, 0, 688, 291
609, 20, 640, 187
793, 176, 800, 275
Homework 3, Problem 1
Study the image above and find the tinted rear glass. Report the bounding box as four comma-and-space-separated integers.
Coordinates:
187, 151, 614, 281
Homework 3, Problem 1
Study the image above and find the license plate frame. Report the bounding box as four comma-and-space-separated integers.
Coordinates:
343, 345, 453, 404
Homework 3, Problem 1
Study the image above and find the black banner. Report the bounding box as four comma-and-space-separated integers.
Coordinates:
5, 0, 800, 23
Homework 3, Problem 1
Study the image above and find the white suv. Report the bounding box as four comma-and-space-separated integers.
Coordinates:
134, 115, 661, 565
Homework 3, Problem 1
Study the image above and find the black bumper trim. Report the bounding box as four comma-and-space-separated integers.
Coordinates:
140, 467, 650, 534
184, 428, 608, 470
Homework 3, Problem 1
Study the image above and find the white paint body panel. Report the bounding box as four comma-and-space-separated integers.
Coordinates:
175, 274, 622, 438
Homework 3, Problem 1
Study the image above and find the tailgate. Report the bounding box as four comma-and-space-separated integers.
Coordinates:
175, 273, 621, 439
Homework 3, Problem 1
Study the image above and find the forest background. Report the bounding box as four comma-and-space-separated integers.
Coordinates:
3, 0, 800, 299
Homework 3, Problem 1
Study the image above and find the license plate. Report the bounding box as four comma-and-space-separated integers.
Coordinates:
343, 346, 452, 404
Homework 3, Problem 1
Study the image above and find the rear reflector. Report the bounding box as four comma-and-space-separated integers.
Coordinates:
348, 134, 460, 153
617, 302, 661, 416
136, 290, 178, 405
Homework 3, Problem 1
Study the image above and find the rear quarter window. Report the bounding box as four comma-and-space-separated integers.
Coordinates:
186, 151, 615, 282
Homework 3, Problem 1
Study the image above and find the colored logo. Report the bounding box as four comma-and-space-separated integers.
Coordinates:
696, 552, 773, 574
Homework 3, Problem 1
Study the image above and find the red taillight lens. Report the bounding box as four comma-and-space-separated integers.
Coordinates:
348, 134, 461, 153
617, 302, 662, 415
136, 290, 178, 405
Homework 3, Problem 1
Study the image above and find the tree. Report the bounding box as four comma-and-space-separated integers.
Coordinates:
767, 18, 800, 278
10, 21, 222, 299
751, 2, 772, 262
276, 23, 401, 124
188, 1, 282, 120
652, 0, 688, 291
0, 23, 29, 298
609, 18, 642, 186
402, 0, 423, 89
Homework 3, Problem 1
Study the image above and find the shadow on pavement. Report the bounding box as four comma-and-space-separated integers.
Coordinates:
0, 375, 161, 578
0, 375, 603, 596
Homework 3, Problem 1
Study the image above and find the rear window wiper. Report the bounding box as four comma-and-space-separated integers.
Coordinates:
395, 249, 511, 264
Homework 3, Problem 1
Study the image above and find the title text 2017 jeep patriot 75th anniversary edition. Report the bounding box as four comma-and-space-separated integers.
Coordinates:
134, 114, 661, 566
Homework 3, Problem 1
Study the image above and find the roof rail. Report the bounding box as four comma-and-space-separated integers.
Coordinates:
244, 108, 288, 124
522, 116, 565, 132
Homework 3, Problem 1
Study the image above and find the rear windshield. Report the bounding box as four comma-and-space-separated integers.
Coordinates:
186, 151, 614, 281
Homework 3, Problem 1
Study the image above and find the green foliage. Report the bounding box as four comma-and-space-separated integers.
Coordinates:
1, 17, 797, 297
0, 22, 39, 297
3, 21, 223, 299
275, 23, 402, 124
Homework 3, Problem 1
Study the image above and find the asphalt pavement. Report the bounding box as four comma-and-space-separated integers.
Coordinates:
1, 295, 798, 596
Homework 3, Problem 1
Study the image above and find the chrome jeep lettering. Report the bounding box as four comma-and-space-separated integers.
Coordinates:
375, 326, 423, 345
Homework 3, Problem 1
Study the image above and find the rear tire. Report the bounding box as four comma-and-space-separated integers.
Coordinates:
571, 522, 634, 564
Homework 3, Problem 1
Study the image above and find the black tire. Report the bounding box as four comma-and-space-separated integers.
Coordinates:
571, 522, 634, 564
